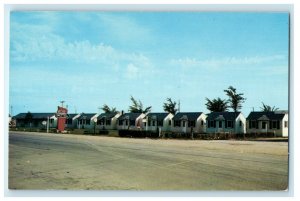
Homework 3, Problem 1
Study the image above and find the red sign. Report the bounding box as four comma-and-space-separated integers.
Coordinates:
56, 106, 68, 132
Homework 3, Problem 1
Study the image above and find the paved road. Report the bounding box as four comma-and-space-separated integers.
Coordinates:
9, 131, 288, 190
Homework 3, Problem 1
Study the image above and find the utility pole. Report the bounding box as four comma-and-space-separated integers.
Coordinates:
47, 116, 49, 133
60, 100, 65, 107
10, 105, 13, 117
178, 100, 181, 112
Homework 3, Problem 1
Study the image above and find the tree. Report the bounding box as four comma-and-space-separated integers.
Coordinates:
101, 104, 117, 113
24, 111, 33, 128
205, 98, 228, 112
128, 96, 151, 113
224, 86, 246, 112
260, 102, 279, 112
163, 98, 177, 115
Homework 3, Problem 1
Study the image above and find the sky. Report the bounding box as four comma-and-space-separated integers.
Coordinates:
9, 11, 289, 116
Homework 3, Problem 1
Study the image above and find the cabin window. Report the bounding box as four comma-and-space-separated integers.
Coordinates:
239, 121, 242, 127
158, 120, 163, 126
201, 120, 204, 126
152, 121, 155, 126
208, 120, 216, 128
285, 121, 288, 128
118, 120, 122, 125
182, 121, 186, 127
208, 121, 216, 128
106, 119, 111, 125
218, 121, 222, 128
227, 121, 233, 128
188, 120, 195, 127
50, 119, 54, 124
86, 120, 90, 125
262, 122, 267, 129
272, 121, 277, 129
174, 120, 180, 127
125, 120, 128, 126
249, 120, 256, 129
169, 120, 171, 126
130, 120, 135, 126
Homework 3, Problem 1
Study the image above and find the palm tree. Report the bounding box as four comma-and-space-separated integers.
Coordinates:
101, 104, 117, 113
163, 98, 177, 115
128, 96, 151, 113
224, 86, 246, 112
260, 102, 279, 112
205, 98, 228, 112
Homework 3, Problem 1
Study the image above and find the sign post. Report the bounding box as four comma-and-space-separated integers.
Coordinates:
93, 118, 97, 135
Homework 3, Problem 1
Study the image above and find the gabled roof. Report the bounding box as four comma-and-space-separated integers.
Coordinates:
13, 113, 56, 119
145, 113, 169, 121
207, 112, 241, 121
173, 112, 203, 121
78, 113, 97, 120
67, 113, 79, 119
97, 112, 118, 120
247, 111, 286, 121
118, 113, 142, 121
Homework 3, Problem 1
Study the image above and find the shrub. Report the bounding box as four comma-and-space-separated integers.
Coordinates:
118, 130, 158, 138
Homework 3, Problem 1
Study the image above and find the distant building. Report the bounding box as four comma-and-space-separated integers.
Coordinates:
206, 112, 246, 134
171, 112, 207, 133
65, 113, 81, 129
246, 111, 288, 137
143, 112, 174, 132
77, 113, 99, 129
96, 112, 121, 130
13, 113, 57, 128
117, 113, 146, 130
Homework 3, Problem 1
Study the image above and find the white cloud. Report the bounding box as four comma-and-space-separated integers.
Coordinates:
10, 20, 156, 77
170, 55, 287, 69
96, 13, 152, 43
125, 63, 139, 79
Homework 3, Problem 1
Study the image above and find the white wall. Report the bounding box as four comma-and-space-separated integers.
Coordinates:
195, 113, 207, 133
163, 113, 174, 132
281, 114, 289, 137
235, 113, 246, 134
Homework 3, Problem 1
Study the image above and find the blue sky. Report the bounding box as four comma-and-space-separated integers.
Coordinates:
9, 12, 289, 116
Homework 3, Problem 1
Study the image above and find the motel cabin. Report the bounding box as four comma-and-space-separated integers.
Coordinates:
13, 112, 57, 129
65, 113, 81, 129
77, 113, 99, 129
143, 112, 174, 133
206, 112, 246, 134
246, 111, 288, 137
96, 112, 121, 130
117, 113, 146, 130
172, 112, 207, 133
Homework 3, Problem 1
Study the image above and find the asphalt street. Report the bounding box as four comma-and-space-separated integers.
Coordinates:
8, 131, 288, 190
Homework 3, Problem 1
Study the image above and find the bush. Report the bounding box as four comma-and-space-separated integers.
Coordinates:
118, 130, 158, 138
